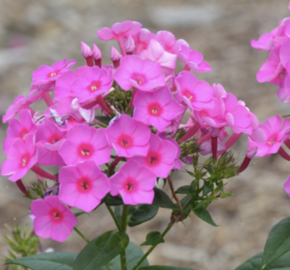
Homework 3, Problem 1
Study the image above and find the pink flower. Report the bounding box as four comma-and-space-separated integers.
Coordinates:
248, 115, 290, 157
133, 86, 184, 132
113, 55, 165, 91
110, 160, 156, 205
80, 41, 92, 58
251, 32, 275, 51
284, 174, 290, 196
105, 114, 151, 158
280, 39, 290, 74
59, 161, 110, 212
179, 45, 212, 73
27, 82, 55, 103
1, 133, 38, 182
36, 119, 66, 166
59, 124, 111, 166
71, 66, 113, 103
133, 134, 178, 178
277, 74, 290, 103
125, 36, 135, 54
31, 196, 77, 242
175, 71, 214, 111
54, 71, 77, 100
32, 58, 76, 85
133, 28, 156, 54
3, 109, 36, 154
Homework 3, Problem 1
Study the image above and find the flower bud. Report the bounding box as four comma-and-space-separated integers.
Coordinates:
80, 41, 92, 58
125, 36, 135, 55
111, 46, 122, 68
92, 44, 102, 67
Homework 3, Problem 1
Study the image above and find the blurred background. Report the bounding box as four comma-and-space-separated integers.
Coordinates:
1, 0, 290, 269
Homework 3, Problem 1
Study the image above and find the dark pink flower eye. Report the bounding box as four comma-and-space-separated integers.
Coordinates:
48, 69, 60, 78
78, 143, 93, 157
267, 134, 278, 145
118, 135, 133, 148
146, 152, 160, 166
49, 208, 64, 223
132, 74, 146, 85
183, 90, 195, 101
148, 103, 163, 116
88, 80, 101, 92
20, 153, 30, 168
77, 177, 92, 193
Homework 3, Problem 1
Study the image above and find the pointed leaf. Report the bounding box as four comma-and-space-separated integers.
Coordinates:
129, 204, 159, 227
139, 266, 195, 270
73, 230, 129, 270
103, 194, 124, 206
141, 231, 164, 246
191, 202, 218, 227
175, 185, 191, 194
235, 253, 263, 270
262, 216, 290, 269
100, 242, 149, 270
6, 252, 77, 270
152, 188, 180, 210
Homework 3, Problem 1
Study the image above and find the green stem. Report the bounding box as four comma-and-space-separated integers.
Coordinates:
120, 205, 130, 270
105, 264, 111, 270
105, 203, 122, 231
73, 227, 90, 244
131, 225, 173, 270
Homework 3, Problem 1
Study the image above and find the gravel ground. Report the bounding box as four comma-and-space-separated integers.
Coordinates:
1, 0, 290, 269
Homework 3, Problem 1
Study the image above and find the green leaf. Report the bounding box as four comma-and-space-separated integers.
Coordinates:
100, 242, 149, 270
139, 266, 195, 270
95, 115, 111, 125
6, 252, 77, 270
73, 230, 129, 270
191, 202, 218, 227
74, 211, 89, 218
141, 231, 164, 246
235, 253, 263, 270
129, 204, 159, 227
185, 169, 195, 177
175, 185, 191, 194
262, 216, 290, 269
203, 181, 213, 196
104, 194, 124, 206
152, 188, 180, 211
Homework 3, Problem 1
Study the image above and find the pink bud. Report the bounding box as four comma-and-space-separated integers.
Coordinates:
80, 41, 92, 58
92, 44, 102, 60
125, 36, 135, 54
246, 147, 257, 159
111, 46, 122, 68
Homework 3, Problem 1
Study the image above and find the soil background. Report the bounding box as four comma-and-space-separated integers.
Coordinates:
1, 0, 290, 269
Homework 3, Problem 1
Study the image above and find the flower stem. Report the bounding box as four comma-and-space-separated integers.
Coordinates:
73, 227, 90, 244
120, 205, 130, 270
105, 203, 122, 231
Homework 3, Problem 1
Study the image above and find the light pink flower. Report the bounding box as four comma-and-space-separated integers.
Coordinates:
31, 196, 77, 242
133, 86, 183, 132
133, 28, 156, 54
36, 119, 66, 166
248, 115, 290, 157
3, 109, 36, 154
179, 45, 212, 73
71, 66, 113, 103
59, 124, 111, 166
1, 133, 38, 182
175, 71, 214, 111
114, 55, 165, 91
105, 114, 151, 157
59, 161, 110, 212
110, 160, 156, 205
133, 134, 178, 178
32, 58, 76, 85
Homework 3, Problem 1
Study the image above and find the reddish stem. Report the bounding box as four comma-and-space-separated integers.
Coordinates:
285, 139, 290, 149
16, 179, 29, 196
94, 59, 102, 68
117, 37, 126, 56
238, 156, 251, 173
211, 136, 218, 159
86, 56, 94, 67
31, 164, 58, 181
196, 132, 211, 144
42, 91, 54, 107
112, 156, 122, 168
183, 64, 191, 71
178, 122, 201, 143
278, 147, 290, 161
97, 95, 112, 114
128, 88, 138, 109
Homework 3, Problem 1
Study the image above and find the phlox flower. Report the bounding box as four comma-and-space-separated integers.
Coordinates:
4, 109, 36, 154
31, 195, 77, 242
59, 124, 111, 166
1, 133, 38, 182
105, 114, 151, 158
27, 82, 55, 104
113, 55, 165, 91
284, 174, 290, 197
175, 71, 214, 111
133, 28, 156, 54
71, 66, 113, 103
59, 161, 110, 212
251, 30, 276, 51
110, 160, 156, 205
277, 74, 290, 103
248, 115, 290, 157
35, 119, 66, 166
133, 86, 184, 132
133, 134, 178, 178
179, 45, 212, 73
32, 58, 76, 85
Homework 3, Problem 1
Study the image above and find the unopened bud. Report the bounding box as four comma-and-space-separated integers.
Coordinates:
125, 36, 135, 55
246, 146, 257, 159
111, 46, 122, 68
80, 41, 92, 58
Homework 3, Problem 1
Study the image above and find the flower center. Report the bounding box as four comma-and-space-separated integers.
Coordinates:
199, 110, 209, 118
118, 135, 133, 148
146, 151, 160, 167
267, 134, 278, 145
183, 90, 195, 101
48, 69, 60, 78
78, 143, 93, 158
148, 103, 163, 116
49, 208, 64, 223
77, 177, 92, 193
20, 153, 30, 168
19, 128, 28, 140
88, 81, 101, 92
123, 178, 137, 192
49, 134, 61, 144
132, 73, 146, 85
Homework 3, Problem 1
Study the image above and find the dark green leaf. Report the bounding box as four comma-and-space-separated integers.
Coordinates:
129, 204, 159, 227
262, 216, 290, 269
73, 230, 129, 270
95, 115, 111, 125
191, 202, 218, 227
235, 253, 262, 270
100, 242, 149, 270
185, 169, 195, 177
141, 231, 164, 246
139, 266, 195, 270
152, 188, 179, 211
104, 194, 123, 206
74, 211, 88, 218
203, 181, 213, 196
6, 252, 77, 270
175, 185, 191, 194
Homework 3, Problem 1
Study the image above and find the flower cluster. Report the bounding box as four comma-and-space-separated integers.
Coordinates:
2, 20, 290, 242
